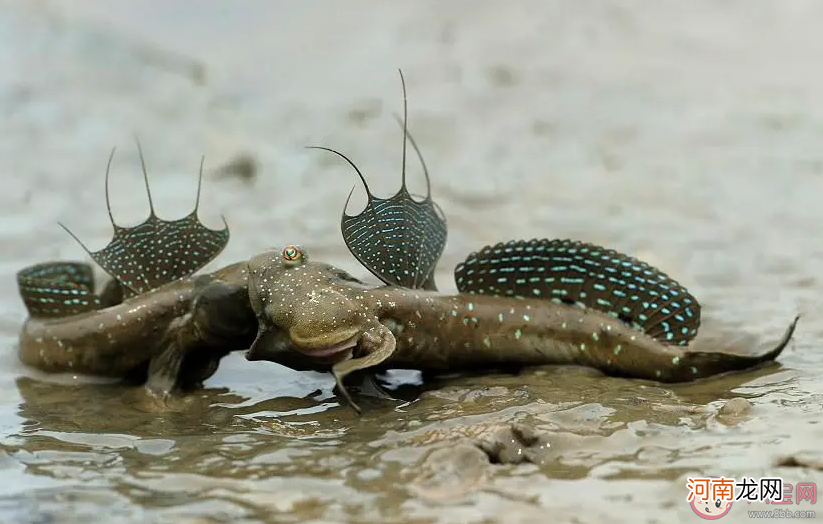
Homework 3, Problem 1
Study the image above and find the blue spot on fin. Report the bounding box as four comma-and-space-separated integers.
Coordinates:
318, 71, 447, 291
339, 179, 447, 291
17, 261, 105, 318
453, 238, 701, 346
60, 143, 230, 297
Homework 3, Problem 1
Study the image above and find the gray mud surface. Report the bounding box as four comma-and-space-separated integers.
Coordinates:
1, 1, 822, 523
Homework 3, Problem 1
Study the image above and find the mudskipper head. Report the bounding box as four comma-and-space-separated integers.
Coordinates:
246, 244, 371, 366
245, 244, 399, 413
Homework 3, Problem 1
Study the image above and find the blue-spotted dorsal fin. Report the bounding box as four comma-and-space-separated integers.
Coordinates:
453, 238, 701, 346
307, 69, 447, 291
17, 261, 103, 318
59, 141, 230, 297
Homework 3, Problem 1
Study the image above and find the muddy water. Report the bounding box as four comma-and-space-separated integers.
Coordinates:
1, 1, 823, 522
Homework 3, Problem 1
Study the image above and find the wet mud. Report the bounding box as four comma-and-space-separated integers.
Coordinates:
2, 1, 823, 523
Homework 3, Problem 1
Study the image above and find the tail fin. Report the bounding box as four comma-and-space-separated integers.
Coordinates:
676, 315, 799, 381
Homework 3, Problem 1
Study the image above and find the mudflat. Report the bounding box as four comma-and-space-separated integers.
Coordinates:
0, 2, 821, 523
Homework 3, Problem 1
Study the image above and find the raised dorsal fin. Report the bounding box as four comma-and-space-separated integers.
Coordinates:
17, 261, 103, 318
308, 69, 447, 291
59, 141, 230, 297
454, 238, 701, 346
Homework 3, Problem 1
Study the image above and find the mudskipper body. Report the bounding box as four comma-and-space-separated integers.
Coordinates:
15, 72, 799, 413
13, 72, 439, 401
243, 71, 800, 412
16, 142, 258, 398
245, 244, 798, 413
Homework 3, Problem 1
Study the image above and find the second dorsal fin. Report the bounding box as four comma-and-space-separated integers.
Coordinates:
454, 238, 701, 346
60, 141, 230, 296
17, 261, 103, 318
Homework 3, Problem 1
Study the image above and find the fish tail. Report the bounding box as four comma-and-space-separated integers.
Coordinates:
570, 315, 798, 383
673, 315, 799, 381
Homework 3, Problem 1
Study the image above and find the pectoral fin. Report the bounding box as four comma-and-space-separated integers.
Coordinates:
331, 323, 397, 413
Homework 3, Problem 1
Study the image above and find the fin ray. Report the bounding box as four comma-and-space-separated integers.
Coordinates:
316, 70, 447, 291
63, 145, 230, 295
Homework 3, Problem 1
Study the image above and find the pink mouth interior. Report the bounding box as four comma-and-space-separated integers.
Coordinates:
301, 336, 358, 358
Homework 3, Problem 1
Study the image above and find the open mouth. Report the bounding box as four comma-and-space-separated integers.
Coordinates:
300, 334, 359, 358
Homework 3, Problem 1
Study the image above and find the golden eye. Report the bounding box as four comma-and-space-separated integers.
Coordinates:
282, 244, 304, 263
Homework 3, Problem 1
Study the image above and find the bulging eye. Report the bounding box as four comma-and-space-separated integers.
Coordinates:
281, 244, 306, 265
